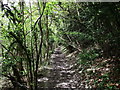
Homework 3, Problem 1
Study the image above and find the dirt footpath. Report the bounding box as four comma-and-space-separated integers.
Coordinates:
38, 47, 81, 89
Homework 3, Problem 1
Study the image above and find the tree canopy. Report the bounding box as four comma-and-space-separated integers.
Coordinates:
0, 1, 120, 90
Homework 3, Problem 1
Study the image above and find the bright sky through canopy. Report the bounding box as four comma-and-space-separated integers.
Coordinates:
2, 0, 120, 3
3, 0, 38, 4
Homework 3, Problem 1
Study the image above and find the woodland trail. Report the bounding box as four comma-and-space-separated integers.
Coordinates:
38, 47, 81, 89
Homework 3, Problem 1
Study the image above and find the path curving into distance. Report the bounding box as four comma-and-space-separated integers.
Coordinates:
38, 47, 81, 89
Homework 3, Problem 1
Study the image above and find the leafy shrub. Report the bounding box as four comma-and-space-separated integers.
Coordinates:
78, 49, 99, 65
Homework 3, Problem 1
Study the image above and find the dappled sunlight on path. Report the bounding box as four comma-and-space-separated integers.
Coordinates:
38, 47, 81, 88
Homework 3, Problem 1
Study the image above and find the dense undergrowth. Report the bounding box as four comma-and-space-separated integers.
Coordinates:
76, 49, 120, 89
0, 1, 120, 89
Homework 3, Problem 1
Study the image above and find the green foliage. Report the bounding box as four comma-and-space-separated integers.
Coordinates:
78, 49, 99, 65
0, 1, 120, 89
54, 2, 120, 58
94, 73, 120, 89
